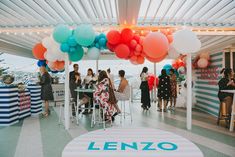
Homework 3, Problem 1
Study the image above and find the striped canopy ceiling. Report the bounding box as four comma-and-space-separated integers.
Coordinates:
0, 0, 234, 59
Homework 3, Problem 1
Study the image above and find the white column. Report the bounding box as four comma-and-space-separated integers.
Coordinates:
153, 63, 157, 102
64, 54, 70, 130
186, 53, 192, 130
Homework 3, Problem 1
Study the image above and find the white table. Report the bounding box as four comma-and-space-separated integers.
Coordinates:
62, 127, 203, 157
220, 90, 235, 131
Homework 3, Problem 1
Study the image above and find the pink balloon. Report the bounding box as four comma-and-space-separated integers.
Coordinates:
130, 39, 137, 48
137, 56, 145, 64
143, 32, 169, 58
114, 44, 130, 59
146, 53, 167, 63
135, 44, 142, 52
197, 58, 209, 68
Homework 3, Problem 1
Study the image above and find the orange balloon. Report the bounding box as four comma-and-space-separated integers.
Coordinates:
32, 43, 46, 60
167, 35, 173, 44
146, 53, 167, 63
53, 61, 65, 71
137, 56, 145, 64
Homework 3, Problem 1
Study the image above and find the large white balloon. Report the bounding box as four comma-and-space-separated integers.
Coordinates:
87, 47, 100, 60
168, 45, 180, 59
172, 29, 201, 54
44, 51, 57, 62
42, 36, 51, 48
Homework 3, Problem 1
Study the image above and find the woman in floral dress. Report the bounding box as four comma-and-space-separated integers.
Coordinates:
94, 71, 116, 121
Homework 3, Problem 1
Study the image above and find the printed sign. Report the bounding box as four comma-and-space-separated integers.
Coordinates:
62, 128, 203, 157
52, 84, 64, 101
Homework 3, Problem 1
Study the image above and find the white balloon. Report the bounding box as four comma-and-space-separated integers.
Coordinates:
44, 51, 57, 62
172, 29, 201, 54
168, 45, 180, 59
87, 47, 100, 60
42, 36, 51, 48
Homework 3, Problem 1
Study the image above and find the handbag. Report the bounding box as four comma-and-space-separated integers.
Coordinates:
108, 78, 117, 104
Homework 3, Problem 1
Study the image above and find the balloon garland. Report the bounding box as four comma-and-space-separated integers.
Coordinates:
32, 25, 201, 69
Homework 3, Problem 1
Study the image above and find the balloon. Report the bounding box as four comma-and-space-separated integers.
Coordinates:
197, 58, 209, 68
37, 60, 46, 67
53, 61, 65, 71
99, 33, 106, 39
69, 46, 77, 53
130, 59, 138, 65
74, 24, 96, 47
134, 51, 141, 56
167, 35, 173, 44
178, 60, 185, 67
178, 66, 186, 75
107, 30, 121, 45
143, 32, 169, 58
99, 38, 107, 47
135, 44, 142, 52
53, 24, 72, 43
128, 50, 135, 58
121, 28, 134, 43
32, 43, 46, 60
106, 42, 115, 52
172, 29, 201, 53
67, 36, 77, 47
114, 44, 130, 59
199, 52, 210, 60
87, 47, 100, 60
163, 64, 172, 70
95, 43, 100, 49
133, 35, 140, 43
68, 46, 84, 62
146, 53, 167, 63
130, 39, 137, 48
139, 36, 144, 45
60, 43, 70, 52
42, 36, 52, 48
136, 56, 145, 64
44, 51, 57, 62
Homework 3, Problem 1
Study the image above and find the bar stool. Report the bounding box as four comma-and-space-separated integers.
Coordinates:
91, 104, 112, 130
117, 85, 132, 124
217, 101, 230, 128
58, 98, 76, 125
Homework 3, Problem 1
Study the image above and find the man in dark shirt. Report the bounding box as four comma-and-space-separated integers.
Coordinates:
69, 64, 81, 116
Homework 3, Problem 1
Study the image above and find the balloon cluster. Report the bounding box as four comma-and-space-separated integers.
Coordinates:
163, 64, 173, 75
193, 52, 210, 69
148, 75, 159, 91
106, 28, 173, 65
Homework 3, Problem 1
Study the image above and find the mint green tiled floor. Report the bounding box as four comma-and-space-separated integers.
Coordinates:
0, 104, 234, 157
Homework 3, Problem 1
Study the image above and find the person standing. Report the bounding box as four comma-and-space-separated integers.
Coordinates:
169, 69, 177, 110
69, 64, 81, 116
158, 69, 171, 112
107, 68, 114, 87
39, 66, 54, 117
140, 67, 151, 110
218, 68, 235, 117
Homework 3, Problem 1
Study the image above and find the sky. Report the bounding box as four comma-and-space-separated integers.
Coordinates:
0, 53, 173, 76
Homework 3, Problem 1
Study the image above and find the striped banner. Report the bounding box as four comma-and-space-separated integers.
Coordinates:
27, 85, 42, 115
0, 86, 19, 126
194, 52, 223, 116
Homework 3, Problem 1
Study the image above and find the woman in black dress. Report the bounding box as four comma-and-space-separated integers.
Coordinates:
140, 67, 151, 110
158, 69, 171, 112
39, 66, 54, 117
218, 68, 235, 116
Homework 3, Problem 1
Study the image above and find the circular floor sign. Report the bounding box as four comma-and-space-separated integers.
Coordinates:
62, 127, 203, 157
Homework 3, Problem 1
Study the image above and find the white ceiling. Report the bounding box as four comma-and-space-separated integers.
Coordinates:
0, 0, 234, 59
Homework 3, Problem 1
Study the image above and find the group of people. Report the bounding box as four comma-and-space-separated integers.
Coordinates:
69, 64, 129, 121
139, 67, 178, 112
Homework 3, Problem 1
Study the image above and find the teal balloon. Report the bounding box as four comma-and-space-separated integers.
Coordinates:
163, 64, 172, 70
95, 43, 100, 49
99, 38, 107, 47
69, 46, 84, 62
60, 43, 70, 52
95, 36, 100, 43
99, 33, 106, 39
74, 24, 96, 47
53, 24, 72, 43
67, 36, 77, 47
69, 46, 76, 53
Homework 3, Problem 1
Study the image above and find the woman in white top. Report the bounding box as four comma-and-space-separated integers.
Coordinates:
140, 67, 151, 110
